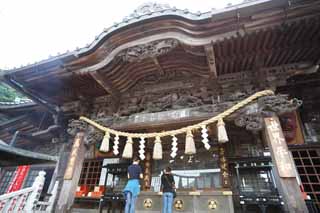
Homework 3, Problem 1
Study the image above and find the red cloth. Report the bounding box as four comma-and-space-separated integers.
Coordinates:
7, 165, 30, 193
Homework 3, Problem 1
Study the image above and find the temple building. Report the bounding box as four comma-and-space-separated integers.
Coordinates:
0, 0, 319, 212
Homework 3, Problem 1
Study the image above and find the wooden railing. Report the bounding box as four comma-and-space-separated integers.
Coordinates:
0, 171, 58, 212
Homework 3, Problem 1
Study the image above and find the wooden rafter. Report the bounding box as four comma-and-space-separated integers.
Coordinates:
0, 115, 30, 129
204, 44, 217, 78
152, 57, 165, 75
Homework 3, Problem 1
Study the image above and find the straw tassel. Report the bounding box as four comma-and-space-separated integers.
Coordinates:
100, 132, 110, 152
217, 118, 229, 143
185, 130, 196, 155
153, 136, 162, 160
122, 137, 133, 159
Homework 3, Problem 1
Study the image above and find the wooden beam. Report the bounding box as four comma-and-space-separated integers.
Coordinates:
152, 57, 165, 75
4, 76, 59, 115
0, 115, 30, 129
204, 44, 217, 78
90, 71, 120, 108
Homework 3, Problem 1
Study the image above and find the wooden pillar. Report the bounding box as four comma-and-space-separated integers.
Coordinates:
56, 132, 86, 213
219, 144, 230, 188
264, 116, 308, 213
51, 143, 70, 212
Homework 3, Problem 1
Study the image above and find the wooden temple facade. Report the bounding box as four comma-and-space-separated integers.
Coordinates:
0, 0, 320, 212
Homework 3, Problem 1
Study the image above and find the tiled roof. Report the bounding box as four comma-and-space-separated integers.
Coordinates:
0, 0, 268, 72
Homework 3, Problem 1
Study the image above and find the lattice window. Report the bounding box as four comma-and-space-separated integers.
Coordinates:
0, 168, 16, 195
292, 149, 320, 209
79, 159, 103, 191
24, 169, 39, 187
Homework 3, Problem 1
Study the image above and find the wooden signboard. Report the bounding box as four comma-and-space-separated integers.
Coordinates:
219, 146, 230, 188
264, 117, 296, 178
64, 134, 82, 180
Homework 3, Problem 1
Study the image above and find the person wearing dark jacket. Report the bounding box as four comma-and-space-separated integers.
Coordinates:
161, 167, 175, 213
123, 156, 143, 213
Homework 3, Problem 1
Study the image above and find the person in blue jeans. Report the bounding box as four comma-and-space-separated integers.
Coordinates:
161, 167, 175, 213
123, 156, 143, 213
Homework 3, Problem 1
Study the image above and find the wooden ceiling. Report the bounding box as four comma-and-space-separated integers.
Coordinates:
2, 0, 320, 105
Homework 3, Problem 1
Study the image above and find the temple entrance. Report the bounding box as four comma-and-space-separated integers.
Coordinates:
71, 116, 287, 213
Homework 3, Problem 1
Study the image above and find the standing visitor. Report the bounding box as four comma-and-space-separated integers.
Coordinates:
161, 167, 175, 213
123, 156, 143, 213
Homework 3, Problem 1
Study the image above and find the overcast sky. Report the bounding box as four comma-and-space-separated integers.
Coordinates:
0, 0, 243, 69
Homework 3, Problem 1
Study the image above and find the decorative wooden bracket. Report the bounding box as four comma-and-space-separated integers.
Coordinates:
90, 71, 120, 110
252, 56, 265, 89
204, 44, 217, 79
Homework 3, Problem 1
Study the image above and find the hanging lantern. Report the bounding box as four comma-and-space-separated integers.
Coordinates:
139, 137, 146, 160
122, 137, 133, 159
170, 135, 178, 159
201, 125, 211, 150
100, 132, 110, 152
185, 129, 196, 155
217, 118, 229, 143
113, 134, 119, 155
153, 136, 162, 160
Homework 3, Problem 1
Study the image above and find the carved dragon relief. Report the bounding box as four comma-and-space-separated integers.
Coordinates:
118, 39, 179, 62
68, 91, 301, 139
259, 95, 302, 116
234, 95, 302, 131
67, 119, 105, 145
85, 126, 104, 145
67, 119, 88, 136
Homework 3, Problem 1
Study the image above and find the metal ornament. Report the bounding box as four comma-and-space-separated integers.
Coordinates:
208, 200, 218, 210
174, 199, 184, 210
143, 198, 153, 209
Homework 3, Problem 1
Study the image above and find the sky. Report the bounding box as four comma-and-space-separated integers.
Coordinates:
0, 0, 243, 69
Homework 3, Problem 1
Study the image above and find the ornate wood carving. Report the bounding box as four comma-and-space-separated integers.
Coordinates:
67, 120, 104, 146
234, 114, 264, 131
85, 126, 104, 145
235, 95, 302, 131
259, 95, 302, 116
118, 39, 179, 62
127, 3, 171, 18
67, 119, 88, 136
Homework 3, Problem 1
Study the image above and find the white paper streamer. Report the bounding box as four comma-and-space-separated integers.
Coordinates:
113, 134, 119, 155
171, 135, 178, 158
139, 137, 146, 160
201, 125, 211, 150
